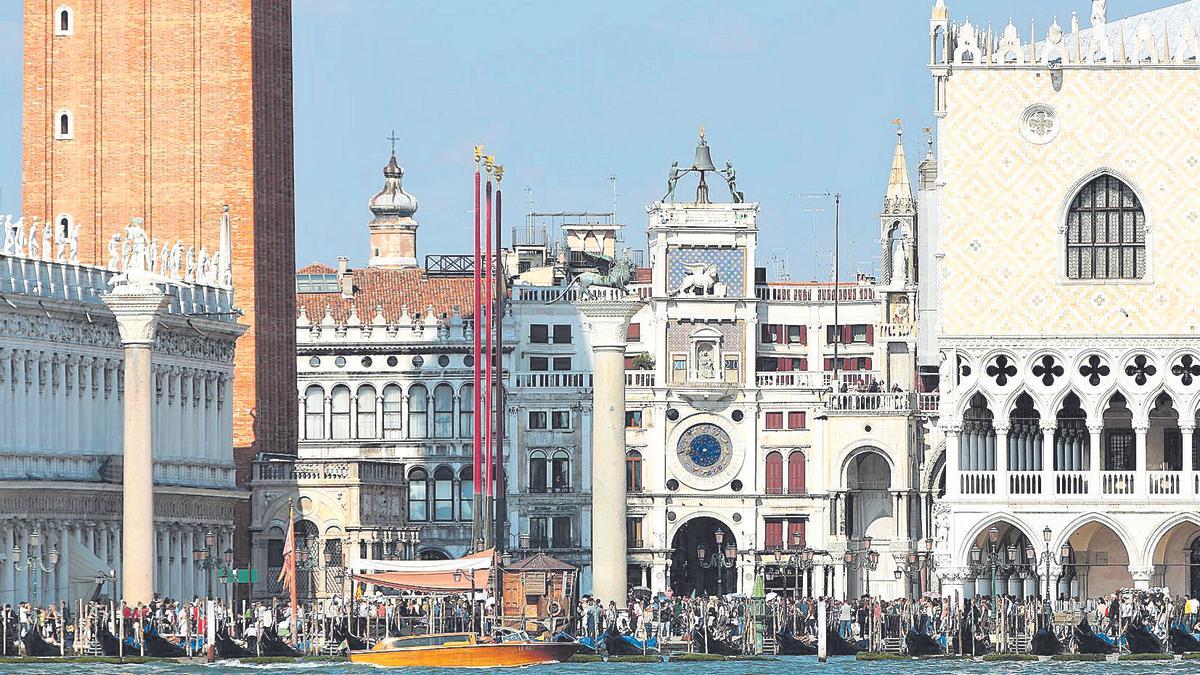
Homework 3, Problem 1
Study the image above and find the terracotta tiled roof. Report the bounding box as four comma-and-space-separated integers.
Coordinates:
297, 262, 337, 274
296, 266, 475, 323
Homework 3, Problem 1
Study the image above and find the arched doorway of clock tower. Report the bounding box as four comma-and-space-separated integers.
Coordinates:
669, 517, 738, 597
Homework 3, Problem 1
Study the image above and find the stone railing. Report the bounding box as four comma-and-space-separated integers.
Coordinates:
824, 391, 913, 414
255, 460, 358, 483
511, 283, 650, 304
960, 471, 996, 495
877, 323, 914, 338
0, 453, 235, 489
754, 285, 877, 304
756, 372, 822, 388
1, 254, 235, 319
514, 371, 593, 389
625, 371, 656, 388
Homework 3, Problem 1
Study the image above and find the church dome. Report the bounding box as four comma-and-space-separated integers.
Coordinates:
369, 152, 418, 221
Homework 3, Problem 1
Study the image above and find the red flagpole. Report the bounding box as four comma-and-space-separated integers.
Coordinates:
484, 163, 495, 509
472, 148, 483, 547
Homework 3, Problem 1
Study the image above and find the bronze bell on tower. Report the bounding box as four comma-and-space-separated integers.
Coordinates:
692, 139, 717, 172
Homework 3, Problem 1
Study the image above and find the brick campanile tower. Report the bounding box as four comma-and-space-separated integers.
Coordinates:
22, 1, 298, 558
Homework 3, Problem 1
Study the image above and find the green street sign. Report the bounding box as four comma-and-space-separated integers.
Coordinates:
233, 569, 259, 583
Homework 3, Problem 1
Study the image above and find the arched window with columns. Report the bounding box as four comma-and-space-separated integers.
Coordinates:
433, 384, 454, 438
433, 466, 454, 521
459, 467, 473, 521
356, 384, 377, 439
330, 385, 351, 439
408, 385, 428, 438
408, 468, 428, 521
303, 385, 324, 440
459, 384, 474, 437
382, 384, 402, 438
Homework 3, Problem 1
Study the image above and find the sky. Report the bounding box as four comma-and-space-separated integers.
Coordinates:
0, 0, 1174, 282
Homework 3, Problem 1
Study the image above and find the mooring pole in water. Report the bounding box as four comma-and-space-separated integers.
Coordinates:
817, 600, 828, 663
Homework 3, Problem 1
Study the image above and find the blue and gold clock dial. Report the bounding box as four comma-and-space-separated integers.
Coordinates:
677, 423, 732, 477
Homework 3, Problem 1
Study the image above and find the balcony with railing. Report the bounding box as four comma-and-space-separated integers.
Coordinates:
952, 468, 1200, 501
513, 371, 593, 389
824, 391, 913, 414
625, 371, 656, 388
756, 372, 822, 389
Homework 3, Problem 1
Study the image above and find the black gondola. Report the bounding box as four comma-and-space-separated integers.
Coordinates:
690, 626, 742, 656
553, 631, 594, 654
905, 629, 944, 656
824, 627, 860, 656
1030, 628, 1064, 656
143, 630, 186, 657
248, 629, 300, 657
333, 625, 368, 651
215, 630, 253, 659
1124, 623, 1163, 654
96, 625, 122, 656
21, 630, 60, 657
1169, 625, 1200, 654
602, 625, 660, 656
0, 636, 17, 657
1072, 617, 1113, 655
776, 629, 817, 656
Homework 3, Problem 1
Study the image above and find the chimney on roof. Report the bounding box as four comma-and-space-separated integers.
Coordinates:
337, 256, 353, 299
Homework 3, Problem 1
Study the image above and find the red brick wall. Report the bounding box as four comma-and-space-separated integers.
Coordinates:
22, 0, 298, 563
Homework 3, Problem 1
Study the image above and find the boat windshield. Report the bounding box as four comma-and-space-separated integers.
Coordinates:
377, 633, 477, 649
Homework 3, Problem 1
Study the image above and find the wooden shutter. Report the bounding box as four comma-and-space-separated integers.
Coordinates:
765, 453, 783, 494
765, 520, 783, 549
866, 324, 875, 345
841, 325, 853, 344
788, 450, 806, 494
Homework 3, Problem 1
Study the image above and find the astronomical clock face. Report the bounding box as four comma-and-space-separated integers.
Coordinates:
677, 423, 732, 477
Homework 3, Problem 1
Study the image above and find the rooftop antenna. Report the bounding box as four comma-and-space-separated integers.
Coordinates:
608, 176, 619, 224
768, 248, 790, 281
798, 192, 830, 281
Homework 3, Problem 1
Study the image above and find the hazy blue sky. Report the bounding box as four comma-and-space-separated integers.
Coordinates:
0, 1, 1171, 281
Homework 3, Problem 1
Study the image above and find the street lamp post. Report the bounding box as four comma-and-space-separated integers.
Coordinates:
12, 529, 59, 608
697, 529, 738, 596
843, 536, 879, 597
192, 530, 234, 600
968, 525, 1020, 621
773, 532, 816, 599
894, 539, 937, 598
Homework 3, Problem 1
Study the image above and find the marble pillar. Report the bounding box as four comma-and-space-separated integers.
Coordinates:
576, 299, 642, 603
103, 283, 170, 604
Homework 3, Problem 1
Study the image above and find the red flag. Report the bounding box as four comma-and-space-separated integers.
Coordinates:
277, 506, 299, 645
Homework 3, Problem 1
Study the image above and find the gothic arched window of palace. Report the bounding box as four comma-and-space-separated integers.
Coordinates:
1065, 174, 1146, 280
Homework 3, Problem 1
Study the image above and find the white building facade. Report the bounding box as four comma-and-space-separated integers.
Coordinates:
0, 228, 243, 606
927, 0, 1200, 600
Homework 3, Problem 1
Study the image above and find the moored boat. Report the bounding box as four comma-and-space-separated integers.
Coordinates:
349, 632, 579, 668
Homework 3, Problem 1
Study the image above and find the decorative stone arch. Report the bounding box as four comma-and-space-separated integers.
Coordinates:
919, 440, 945, 494
836, 440, 897, 488
955, 511, 1041, 565
1053, 511, 1141, 567
1057, 167, 1154, 282
667, 511, 741, 549
1141, 512, 1200, 565
1046, 388, 1091, 424
1095, 384, 1136, 423
998, 389, 1050, 421
953, 388, 1000, 420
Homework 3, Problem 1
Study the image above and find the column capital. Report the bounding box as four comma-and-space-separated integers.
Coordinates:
103, 286, 170, 345
575, 299, 644, 349
1087, 424, 1105, 434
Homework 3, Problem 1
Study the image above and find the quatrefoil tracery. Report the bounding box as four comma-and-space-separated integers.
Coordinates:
986, 355, 1018, 387
1031, 355, 1064, 387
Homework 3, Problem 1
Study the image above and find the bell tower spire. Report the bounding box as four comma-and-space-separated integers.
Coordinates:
367, 130, 420, 268
881, 121, 917, 289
